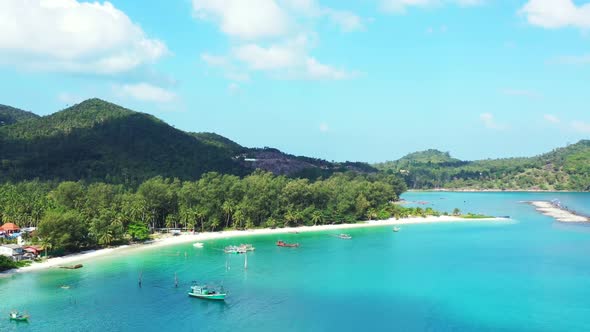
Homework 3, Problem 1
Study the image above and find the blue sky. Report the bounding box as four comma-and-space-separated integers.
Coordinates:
0, 0, 589, 163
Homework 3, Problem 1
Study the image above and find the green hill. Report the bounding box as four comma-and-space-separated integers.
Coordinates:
0, 99, 246, 184
0, 99, 377, 184
376, 141, 590, 191
0, 104, 39, 126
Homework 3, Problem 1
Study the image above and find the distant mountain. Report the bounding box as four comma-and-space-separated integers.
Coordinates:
0, 99, 376, 184
0, 99, 246, 183
376, 141, 590, 191
0, 104, 39, 126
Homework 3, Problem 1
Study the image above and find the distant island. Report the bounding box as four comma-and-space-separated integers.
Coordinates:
375, 144, 590, 191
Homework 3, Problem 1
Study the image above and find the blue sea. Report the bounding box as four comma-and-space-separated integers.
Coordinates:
1, 192, 590, 332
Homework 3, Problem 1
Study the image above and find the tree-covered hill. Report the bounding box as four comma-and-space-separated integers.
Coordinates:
0, 99, 246, 184
0, 104, 39, 126
376, 141, 590, 191
0, 99, 377, 184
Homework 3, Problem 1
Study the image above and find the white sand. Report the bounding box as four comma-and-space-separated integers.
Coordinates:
528, 201, 589, 223
4, 215, 507, 275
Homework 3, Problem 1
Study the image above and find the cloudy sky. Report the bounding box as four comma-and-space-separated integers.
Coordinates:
0, 0, 589, 162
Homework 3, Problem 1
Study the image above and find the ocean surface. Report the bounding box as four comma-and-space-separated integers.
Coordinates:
1, 192, 590, 332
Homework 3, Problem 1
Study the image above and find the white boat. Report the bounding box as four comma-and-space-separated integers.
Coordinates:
193, 242, 204, 248
393, 227, 400, 232
338, 234, 352, 239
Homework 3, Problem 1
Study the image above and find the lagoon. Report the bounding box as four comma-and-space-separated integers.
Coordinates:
1, 192, 590, 331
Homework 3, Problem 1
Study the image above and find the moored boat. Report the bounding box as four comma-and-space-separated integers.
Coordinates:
9, 311, 29, 322
338, 234, 352, 239
240, 244, 255, 251
188, 283, 226, 300
393, 227, 400, 232
60, 264, 83, 269
193, 242, 204, 248
224, 245, 247, 254
276, 240, 299, 247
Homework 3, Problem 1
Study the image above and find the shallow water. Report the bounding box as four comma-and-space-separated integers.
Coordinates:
1, 192, 590, 332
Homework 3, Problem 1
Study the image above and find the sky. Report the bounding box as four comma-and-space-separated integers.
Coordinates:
0, 0, 589, 163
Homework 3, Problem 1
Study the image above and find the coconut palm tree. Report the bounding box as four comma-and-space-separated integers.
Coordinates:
311, 210, 323, 226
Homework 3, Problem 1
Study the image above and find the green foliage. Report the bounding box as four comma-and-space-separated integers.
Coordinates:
0, 255, 18, 271
127, 222, 150, 242
376, 141, 590, 191
38, 210, 89, 252
0, 98, 246, 184
0, 104, 39, 126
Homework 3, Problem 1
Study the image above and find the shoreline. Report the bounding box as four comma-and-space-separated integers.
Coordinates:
408, 189, 586, 193
2, 215, 508, 276
526, 201, 589, 223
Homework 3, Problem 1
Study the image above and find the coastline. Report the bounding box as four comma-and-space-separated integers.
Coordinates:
2, 215, 507, 276
526, 201, 589, 223
409, 189, 586, 193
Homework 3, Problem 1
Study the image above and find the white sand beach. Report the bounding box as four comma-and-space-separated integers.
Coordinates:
528, 201, 589, 223
4, 215, 507, 275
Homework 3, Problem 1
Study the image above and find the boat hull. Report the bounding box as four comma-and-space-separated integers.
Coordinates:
188, 292, 226, 300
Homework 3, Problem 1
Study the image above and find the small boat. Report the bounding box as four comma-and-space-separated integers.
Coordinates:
276, 240, 299, 248
193, 242, 204, 248
60, 285, 70, 289
60, 264, 83, 269
224, 245, 246, 254
9, 311, 29, 322
239, 244, 255, 251
338, 234, 352, 240
188, 283, 226, 301
393, 227, 400, 232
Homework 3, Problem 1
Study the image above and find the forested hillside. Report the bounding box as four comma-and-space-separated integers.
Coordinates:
0, 104, 39, 126
376, 141, 590, 191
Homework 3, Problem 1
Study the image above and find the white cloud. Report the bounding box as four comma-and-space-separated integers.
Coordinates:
520, 0, 590, 29
544, 114, 560, 123
0, 0, 168, 74
117, 83, 177, 103
571, 121, 590, 133
194, 0, 360, 81
319, 123, 329, 132
228, 82, 241, 95
380, 0, 483, 13
193, 0, 290, 39
480, 113, 505, 130
232, 36, 352, 80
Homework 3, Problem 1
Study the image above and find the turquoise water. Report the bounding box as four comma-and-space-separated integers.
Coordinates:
1, 192, 590, 332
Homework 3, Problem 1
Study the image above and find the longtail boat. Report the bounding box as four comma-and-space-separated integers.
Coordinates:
188, 283, 226, 301
276, 240, 299, 247
9, 311, 29, 322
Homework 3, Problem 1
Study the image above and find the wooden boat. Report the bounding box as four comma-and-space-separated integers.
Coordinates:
224, 245, 246, 254
338, 234, 352, 239
193, 242, 204, 248
392, 227, 400, 232
9, 311, 29, 322
188, 284, 226, 300
60, 264, 83, 269
276, 240, 299, 247
239, 244, 255, 251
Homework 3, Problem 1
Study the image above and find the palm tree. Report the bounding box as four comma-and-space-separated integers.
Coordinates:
311, 210, 323, 226
98, 230, 114, 246
222, 201, 234, 229
233, 209, 245, 229
40, 238, 53, 258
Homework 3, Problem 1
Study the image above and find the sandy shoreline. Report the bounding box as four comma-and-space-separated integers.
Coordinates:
526, 201, 589, 223
2, 215, 507, 276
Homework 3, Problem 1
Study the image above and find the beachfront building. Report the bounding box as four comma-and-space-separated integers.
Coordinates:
0, 244, 24, 261
0, 223, 20, 235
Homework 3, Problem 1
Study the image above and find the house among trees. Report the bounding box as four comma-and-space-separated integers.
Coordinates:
0, 222, 20, 235
0, 244, 24, 261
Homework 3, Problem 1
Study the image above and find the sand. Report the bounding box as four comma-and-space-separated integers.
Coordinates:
527, 201, 589, 223
3, 215, 507, 275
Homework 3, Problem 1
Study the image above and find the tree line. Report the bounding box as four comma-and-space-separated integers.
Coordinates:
0, 171, 417, 253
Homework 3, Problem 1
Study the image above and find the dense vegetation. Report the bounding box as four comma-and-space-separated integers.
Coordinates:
0, 172, 409, 253
0, 104, 38, 126
376, 141, 590, 191
0, 99, 246, 184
